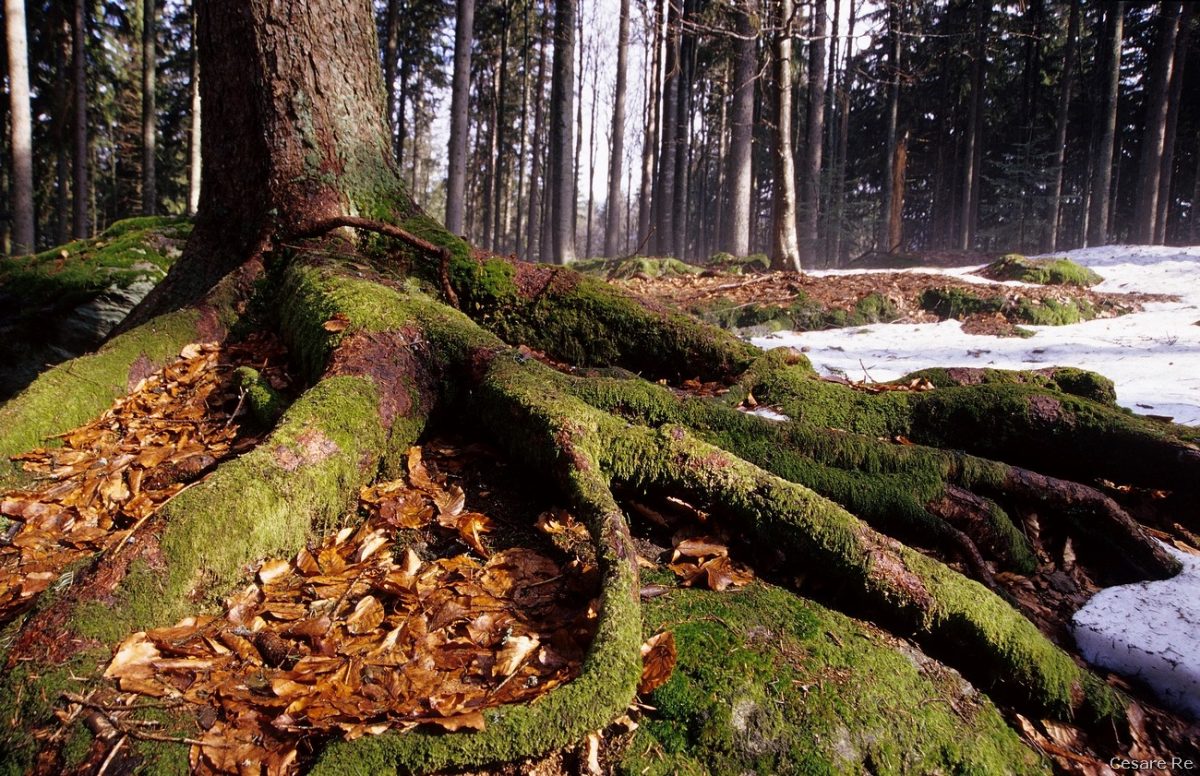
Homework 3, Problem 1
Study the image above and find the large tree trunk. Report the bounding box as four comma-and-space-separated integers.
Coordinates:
1045, 0, 1079, 253
527, 5, 550, 261
5, 2, 1199, 773
1131, 1, 1181, 244
637, 0, 662, 253
445, 0, 474, 236
548, 0, 577, 264
4, 0, 34, 254
1086, 2, 1123, 247
603, 0, 629, 258
652, 0, 679, 257
141, 0, 157, 215
769, 0, 800, 272
724, 2, 755, 259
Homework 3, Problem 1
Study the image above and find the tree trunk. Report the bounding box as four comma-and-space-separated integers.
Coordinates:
880, 0, 901, 252
1086, 2, 1123, 247
71, 0, 89, 237
769, 0, 800, 271
832, 0, 855, 265
637, 0, 662, 253
887, 129, 907, 252
141, 0, 157, 215
187, 4, 201, 216
445, 0, 474, 236
801, 0, 826, 265
548, 0, 577, 264
958, 1, 986, 251
1045, 0, 1079, 252
492, 0, 511, 253
54, 16, 71, 247
723, 0, 755, 258
528, 5, 550, 261
383, 0, 401, 146
1154, 2, 1191, 245
652, 0, 679, 257
603, 0, 629, 258
585, 38, 599, 257
1132, 2, 1181, 244
4, 0, 34, 254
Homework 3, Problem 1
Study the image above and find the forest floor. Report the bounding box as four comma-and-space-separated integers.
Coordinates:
4, 231, 1200, 774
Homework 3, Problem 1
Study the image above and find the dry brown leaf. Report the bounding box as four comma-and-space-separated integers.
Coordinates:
639, 631, 677, 694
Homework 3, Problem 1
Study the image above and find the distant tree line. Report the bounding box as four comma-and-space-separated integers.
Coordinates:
4, 1, 1199, 266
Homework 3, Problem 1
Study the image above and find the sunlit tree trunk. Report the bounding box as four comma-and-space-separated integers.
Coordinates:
1046, 0, 1079, 252
445, 0, 475, 235
769, 0, 800, 271
4, 0, 34, 253
1086, 2, 1123, 247
603, 0, 629, 258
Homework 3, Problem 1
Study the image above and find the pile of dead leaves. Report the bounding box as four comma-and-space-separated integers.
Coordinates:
100, 448, 598, 774
0, 336, 286, 623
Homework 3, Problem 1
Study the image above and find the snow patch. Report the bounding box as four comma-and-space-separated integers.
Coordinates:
741, 406, 791, 422
753, 246, 1200, 426
1072, 543, 1200, 719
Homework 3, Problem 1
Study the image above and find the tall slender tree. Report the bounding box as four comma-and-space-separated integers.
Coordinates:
445, 0, 475, 235
1045, 0, 1079, 252
188, 4, 201, 215
142, 0, 157, 214
880, 0, 901, 251
5, 0, 34, 253
958, 1, 986, 250
72, 0, 89, 236
1155, 2, 1192, 244
1132, 1, 1181, 244
801, 0, 827, 264
724, 0, 755, 258
548, 0, 577, 263
604, 0, 630, 258
1086, 1, 1123, 247
769, 0, 800, 271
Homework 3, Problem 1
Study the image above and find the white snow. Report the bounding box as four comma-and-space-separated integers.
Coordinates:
752, 245, 1200, 426
750, 245, 1200, 716
1072, 543, 1200, 719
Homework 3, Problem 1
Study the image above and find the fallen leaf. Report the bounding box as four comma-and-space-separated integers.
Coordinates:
639, 631, 677, 694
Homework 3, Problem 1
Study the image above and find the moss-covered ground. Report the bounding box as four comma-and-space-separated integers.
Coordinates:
977, 254, 1103, 287
622, 580, 1046, 775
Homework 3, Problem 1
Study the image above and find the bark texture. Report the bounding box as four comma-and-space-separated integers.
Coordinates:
4, 0, 34, 254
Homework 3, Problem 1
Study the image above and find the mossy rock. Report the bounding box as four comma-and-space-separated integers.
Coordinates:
0, 216, 192, 400
919, 287, 1098, 327
904, 366, 1118, 406
621, 582, 1046, 775
694, 292, 899, 335
571, 256, 702, 280
978, 255, 1103, 288
705, 252, 771, 274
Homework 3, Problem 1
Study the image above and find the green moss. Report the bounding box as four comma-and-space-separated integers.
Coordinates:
905, 366, 1117, 405
572, 256, 702, 279
595, 422, 1123, 724
694, 292, 898, 334
0, 216, 189, 310
74, 375, 388, 642
920, 287, 1004, 319
620, 584, 1046, 775
980, 255, 1103, 287
234, 366, 287, 427
0, 309, 202, 470
0, 647, 110, 772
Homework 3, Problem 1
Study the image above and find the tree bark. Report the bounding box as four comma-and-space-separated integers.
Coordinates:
880, 0, 900, 252
832, 0, 855, 265
548, 0, 577, 264
637, 0, 662, 253
527, 5, 550, 261
1154, 2, 1191, 245
71, 0, 89, 237
187, 4, 201, 216
1045, 0, 1079, 252
769, 0, 800, 272
54, 15, 71, 247
724, 0, 756, 258
1132, 1, 1181, 244
958, 1, 986, 251
445, 0, 475, 236
141, 0, 157, 215
1086, 2, 1123, 247
603, 0, 629, 258
652, 0, 679, 257
383, 0, 401, 147
801, 0, 826, 265
4, 0, 34, 254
